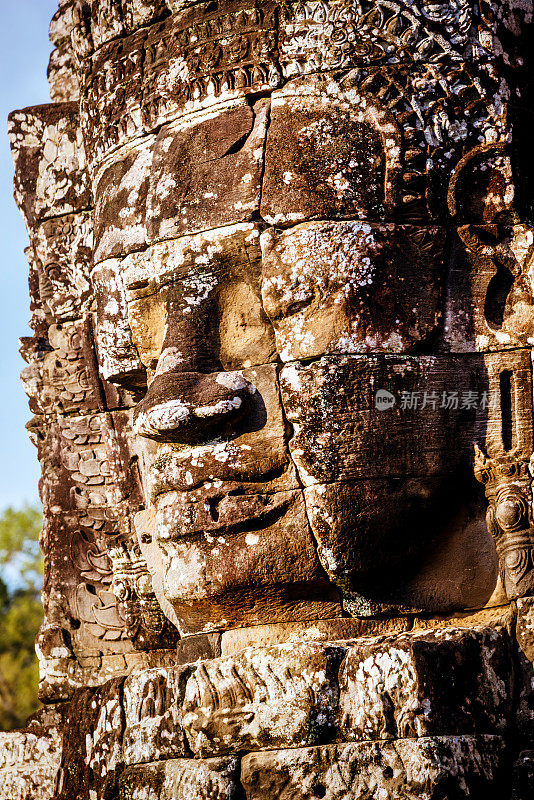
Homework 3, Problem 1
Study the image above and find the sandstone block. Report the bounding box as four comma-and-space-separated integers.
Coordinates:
444, 226, 534, 353
8, 103, 90, 230
339, 626, 512, 741
280, 352, 533, 486
517, 596, 534, 663
240, 736, 506, 800
33, 213, 92, 323
220, 617, 411, 657
120, 757, 241, 800
176, 632, 222, 665
48, 47, 79, 103
261, 71, 509, 225
0, 728, 62, 800
81, 26, 147, 161
123, 224, 275, 377
93, 138, 154, 263
123, 666, 193, 765
260, 221, 446, 361
277, 0, 531, 73
514, 641, 534, 739
55, 678, 125, 800
146, 99, 269, 242
303, 478, 498, 615
21, 320, 99, 416
49, 0, 75, 49
412, 604, 515, 633
92, 258, 145, 387
182, 642, 345, 756
73, 0, 169, 55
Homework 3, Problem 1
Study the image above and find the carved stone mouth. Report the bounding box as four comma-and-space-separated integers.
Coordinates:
154, 489, 294, 542
148, 448, 290, 503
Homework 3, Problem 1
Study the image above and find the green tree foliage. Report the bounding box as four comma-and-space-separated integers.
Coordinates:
0, 505, 43, 730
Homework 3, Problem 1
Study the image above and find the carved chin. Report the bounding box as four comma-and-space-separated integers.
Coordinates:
154, 494, 342, 635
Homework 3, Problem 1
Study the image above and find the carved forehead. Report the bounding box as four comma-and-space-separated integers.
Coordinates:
77, 0, 526, 259
91, 73, 509, 270
79, 0, 527, 160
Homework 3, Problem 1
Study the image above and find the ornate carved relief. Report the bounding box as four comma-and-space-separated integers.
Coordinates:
475, 447, 534, 598
7, 9, 534, 797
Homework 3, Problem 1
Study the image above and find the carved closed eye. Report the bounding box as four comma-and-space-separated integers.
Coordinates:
262, 278, 315, 320
126, 277, 150, 293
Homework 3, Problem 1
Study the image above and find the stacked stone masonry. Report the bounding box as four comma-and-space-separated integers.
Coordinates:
5, 0, 534, 797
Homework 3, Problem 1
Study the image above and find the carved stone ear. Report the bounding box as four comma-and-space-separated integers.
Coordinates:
448, 143, 517, 224
448, 143, 520, 256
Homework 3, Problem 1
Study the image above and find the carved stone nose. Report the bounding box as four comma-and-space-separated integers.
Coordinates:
133, 370, 253, 443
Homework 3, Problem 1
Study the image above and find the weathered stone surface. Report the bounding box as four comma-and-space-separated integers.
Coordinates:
0, 728, 62, 800
123, 665, 192, 765
475, 451, 534, 599
339, 626, 512, 741
517, 596, 534, 662
12, 0, 534, 670
515, 598, 534, 739
280, 352, 533, 486
8, 2, 534, 797
49, 0, 75, 49
48, 47, 80, 103
91, 100, 269, 256
176, 632, 222, 664
71, 0, 170, 57
93, 139, 153, 263
276, 0, 532, 71
515, 642, 534, 740
220, 617, 411, 656
131, 362, 341, 635
277, 350, 533, 611
55, 678, 125, 800
182, 642, 345, 756
91, 258, 145, 387
303, 478, 498, 614
123, 224, 275, 378
261, 222, 446, 361
120, 756, 241, 800
444, 225, 534, 353
145, 486, 339, 634
38, 649, 177, 707
80, 2, 278, 160
511, 750, 534, 800
8, 103, 90, 230
32, 214, 92, 323
413, 603, 515, 633
77, 2, 524, 169
261, 71, 509, 225
240, 736, 506, 800
146, 99, 269, 242
21, 321, 99, 416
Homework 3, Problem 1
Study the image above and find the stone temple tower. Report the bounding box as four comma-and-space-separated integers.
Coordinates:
4, 0, 534, 797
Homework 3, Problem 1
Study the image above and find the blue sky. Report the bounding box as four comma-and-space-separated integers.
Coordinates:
0, 0, 59, 509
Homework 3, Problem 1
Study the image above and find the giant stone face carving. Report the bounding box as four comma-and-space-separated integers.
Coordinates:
9, 0, 534, 697
90, 57, 522, 634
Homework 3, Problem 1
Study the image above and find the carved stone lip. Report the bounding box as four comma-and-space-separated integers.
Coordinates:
154, 488, 294, 542
147, 448, 291, 503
